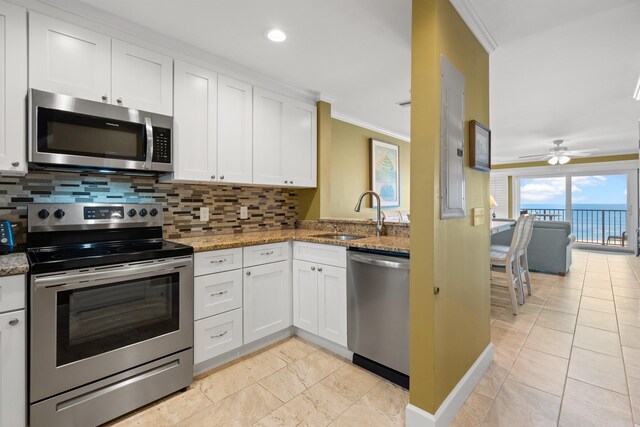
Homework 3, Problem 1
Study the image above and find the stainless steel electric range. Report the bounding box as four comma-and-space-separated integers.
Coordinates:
26, 203, 194, 427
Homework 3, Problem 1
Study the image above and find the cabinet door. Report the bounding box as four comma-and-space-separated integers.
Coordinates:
253, 87, 287, 186
218, 76, 253, 184
0, 310, 25, 427
243, 261, 291, 343
0, 1, 26, 174
292, 260, 318, 335
173, 60, 217, 182
28, 12, 111, 102
318, 265, 347, 346
284, 100, 317, 188
111, 39, 173, 115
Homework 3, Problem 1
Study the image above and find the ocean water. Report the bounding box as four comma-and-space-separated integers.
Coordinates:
521, 204, 629, 244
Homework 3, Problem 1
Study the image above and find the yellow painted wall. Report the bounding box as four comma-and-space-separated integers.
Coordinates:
329, 119, 410, 219
410, 0, 490, 414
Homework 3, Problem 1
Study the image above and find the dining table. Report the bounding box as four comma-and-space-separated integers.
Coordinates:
490, 220, 513, 235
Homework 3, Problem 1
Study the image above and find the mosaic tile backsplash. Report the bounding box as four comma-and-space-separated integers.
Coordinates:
0, 171, 298, 245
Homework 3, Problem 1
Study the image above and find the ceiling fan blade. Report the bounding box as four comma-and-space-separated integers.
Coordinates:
517, 153, 553, 159
566, 148, 599, 154
566, 153, 593, 158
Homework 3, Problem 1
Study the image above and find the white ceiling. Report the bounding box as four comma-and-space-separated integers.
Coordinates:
73, 0, 412, 140
471, 0, 640, 164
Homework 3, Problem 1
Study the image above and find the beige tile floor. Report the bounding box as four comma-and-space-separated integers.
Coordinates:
453, 250, 640, 426
108, 337, 408, 426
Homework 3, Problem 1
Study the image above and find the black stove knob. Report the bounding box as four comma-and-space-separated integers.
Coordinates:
139, 208, 148, 217
128, 209, 137, 217
54, 209, 65, 219
38, 209, 50, 219
149, 208, 159, 217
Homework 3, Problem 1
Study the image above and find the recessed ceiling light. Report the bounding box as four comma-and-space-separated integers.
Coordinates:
267, 29, 287, 43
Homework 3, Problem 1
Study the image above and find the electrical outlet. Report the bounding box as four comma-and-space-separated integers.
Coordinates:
240, 206, 249, 220
200, 207, 209, 221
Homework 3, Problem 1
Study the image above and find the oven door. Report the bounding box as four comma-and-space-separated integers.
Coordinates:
30, 256, 193, 403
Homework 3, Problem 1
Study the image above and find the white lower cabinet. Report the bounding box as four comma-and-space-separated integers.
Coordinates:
292, 245, 347, 347
0, 275, 25, 427
243, 260, 291, 344
194, 308, 242, 364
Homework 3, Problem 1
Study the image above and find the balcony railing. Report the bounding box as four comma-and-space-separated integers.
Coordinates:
521, 208, 628, 247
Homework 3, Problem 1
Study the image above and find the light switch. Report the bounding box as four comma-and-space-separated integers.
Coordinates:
473, 207, 485, 226
240, 206, 249, 220
200, 207, 209, 221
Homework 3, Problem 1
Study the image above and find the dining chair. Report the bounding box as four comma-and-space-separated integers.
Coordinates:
490, 214, 528, 314
516, 214, 536, 302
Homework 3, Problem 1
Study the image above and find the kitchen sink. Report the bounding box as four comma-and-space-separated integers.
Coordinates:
314, 234, 366, 241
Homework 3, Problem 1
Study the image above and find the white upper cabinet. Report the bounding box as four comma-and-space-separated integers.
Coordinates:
29, 13, 173, 115
111, 40, 173, 115
217, 76, 253, 184
173, 60, 217, 182
253, 87, 287, 186
253, 87, 317, 188
284, 100, 317, 187
0, 1, 27, 175
29, 12, 111, 103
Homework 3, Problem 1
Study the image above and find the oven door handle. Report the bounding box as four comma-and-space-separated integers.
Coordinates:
33, 258, 192, 289
144, 117, 154, 170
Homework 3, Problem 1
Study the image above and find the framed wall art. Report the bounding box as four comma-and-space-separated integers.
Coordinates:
470, 120, 491, 171
370, 139, 400, 207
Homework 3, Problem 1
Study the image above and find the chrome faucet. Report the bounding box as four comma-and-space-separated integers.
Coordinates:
354, 191, 384, 237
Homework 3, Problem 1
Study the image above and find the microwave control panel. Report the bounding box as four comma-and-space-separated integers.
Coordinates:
152, 127, 171, 164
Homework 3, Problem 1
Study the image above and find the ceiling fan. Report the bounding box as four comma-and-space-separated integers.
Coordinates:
518, 140, 596, 165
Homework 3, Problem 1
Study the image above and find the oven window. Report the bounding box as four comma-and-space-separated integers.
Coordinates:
56, 273, 179, 366
37, 107, 145, 161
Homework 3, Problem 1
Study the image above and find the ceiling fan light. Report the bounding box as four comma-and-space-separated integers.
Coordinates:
558, 155, 571, 165
547, 156, 559, 165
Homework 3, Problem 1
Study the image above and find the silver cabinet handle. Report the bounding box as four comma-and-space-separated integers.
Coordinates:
11, 161, 19, 167
210, 290, 229, 297
102, 95, 108, 102
290, 181, 294, 184
220, 175, 225, 180
210, 259, 227, 264
284, 180, 288, 184
117, 97, 123, 104
317, 267, 323, 272
246, 271, 251, 276
260, 251, 274, 256
211, 175, 216, 180
8, 318, 19, 326
311, 266, 316, 271
210, 331, 228, 339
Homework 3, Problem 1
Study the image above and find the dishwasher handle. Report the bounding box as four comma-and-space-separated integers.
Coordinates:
350, 253, 410, 270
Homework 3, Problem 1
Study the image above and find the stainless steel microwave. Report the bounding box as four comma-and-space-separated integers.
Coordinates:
29, 89, 173, 174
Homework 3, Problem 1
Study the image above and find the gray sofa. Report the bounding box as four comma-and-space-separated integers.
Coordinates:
492, 220, 576, 275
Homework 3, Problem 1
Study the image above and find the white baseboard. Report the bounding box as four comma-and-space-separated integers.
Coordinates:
406, 343, 493, 427
295, 328, 353, 361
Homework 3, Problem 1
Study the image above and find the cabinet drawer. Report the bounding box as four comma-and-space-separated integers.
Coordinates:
0, 275, 25, 314
194, 270, 242, 320
243, 242, 289, 267
194, 308, 243, 364
194, 248, 242, 276
293, 241, 346, 268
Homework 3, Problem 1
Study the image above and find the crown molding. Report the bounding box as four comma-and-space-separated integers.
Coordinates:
331, 111, 410, 143
448, 0, 498, 54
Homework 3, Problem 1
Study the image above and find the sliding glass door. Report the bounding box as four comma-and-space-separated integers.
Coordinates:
516, 170, 637, 252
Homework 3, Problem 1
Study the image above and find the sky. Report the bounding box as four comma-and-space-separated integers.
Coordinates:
520, 175, 627, 206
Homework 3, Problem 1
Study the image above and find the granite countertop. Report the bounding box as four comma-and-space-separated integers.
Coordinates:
169, 229, 410, 254
0, 252, 29, 277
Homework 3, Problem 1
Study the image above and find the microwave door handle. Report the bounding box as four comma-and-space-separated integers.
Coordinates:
144, 117, 154, 170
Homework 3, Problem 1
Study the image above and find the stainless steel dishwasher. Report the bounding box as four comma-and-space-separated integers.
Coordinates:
347, 248, 410, 388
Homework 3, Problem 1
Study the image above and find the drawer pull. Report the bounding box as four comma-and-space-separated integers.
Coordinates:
8, 318, 19, 326
211, 331, 228, 339
318, 267, 323, 272
311, 266, 316, 271
210, 290, 229, 297
210, 259, 227, 264
260, 251, 275, 256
